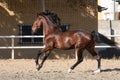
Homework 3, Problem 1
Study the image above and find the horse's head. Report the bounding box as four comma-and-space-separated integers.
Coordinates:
32, 11, 62, 35
32, 13, 43, 33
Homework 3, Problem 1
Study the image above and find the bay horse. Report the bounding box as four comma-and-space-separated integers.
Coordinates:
32, 12, 117, 73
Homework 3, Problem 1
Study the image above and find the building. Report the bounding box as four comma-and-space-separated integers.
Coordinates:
98, 0, 120, 20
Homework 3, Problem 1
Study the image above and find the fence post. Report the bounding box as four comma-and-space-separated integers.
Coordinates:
11, 35, 15, 59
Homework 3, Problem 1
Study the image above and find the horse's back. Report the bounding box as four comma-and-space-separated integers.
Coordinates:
53, 30, 92, 49
61, 30, 92, 41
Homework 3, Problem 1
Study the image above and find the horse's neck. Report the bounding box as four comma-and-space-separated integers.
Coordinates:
42, 18, 61, 36
41, 24, 49, 36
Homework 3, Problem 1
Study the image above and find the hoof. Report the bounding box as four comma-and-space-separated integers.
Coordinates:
68, 68, 72, 73
94, 69, 101, 73
36, 65, 41, 71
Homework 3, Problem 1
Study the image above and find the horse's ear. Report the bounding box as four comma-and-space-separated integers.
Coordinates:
37, 12, 43, 17
37, 12, 45, 16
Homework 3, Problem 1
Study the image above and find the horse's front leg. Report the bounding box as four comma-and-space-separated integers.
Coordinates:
36, 49, 51, 71
35, 50, 43, 68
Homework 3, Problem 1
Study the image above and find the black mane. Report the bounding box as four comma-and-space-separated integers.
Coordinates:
39, 10, 61, 27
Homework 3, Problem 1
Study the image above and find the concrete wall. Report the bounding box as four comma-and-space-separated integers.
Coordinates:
98, 20, 120, 43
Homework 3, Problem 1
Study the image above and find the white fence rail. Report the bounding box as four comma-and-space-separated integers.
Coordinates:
0, 35, 44, 59
0, 35, 120, 59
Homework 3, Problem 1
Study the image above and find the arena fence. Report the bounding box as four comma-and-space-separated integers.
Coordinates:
0, 35, 120, 59
0, 35, 44, 59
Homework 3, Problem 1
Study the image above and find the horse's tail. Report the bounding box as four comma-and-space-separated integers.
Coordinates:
91, 31, 118, 46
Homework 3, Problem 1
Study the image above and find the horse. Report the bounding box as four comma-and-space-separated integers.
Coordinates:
32, 12, 117, 73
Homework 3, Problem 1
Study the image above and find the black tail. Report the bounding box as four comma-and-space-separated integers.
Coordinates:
91, 31, 118, 46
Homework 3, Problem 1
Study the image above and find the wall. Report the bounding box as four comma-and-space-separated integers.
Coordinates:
98, 20, 120, 43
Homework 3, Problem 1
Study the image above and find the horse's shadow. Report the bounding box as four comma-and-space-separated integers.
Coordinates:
101, 68, 120, 72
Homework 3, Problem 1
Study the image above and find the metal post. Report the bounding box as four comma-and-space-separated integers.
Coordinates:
111, 0, 115, 20
11, 35, 15, 59
41, 0, 45, 12
113, 0, 116, 20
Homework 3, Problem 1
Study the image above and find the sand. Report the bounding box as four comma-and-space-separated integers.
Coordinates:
0, 59, 119, 80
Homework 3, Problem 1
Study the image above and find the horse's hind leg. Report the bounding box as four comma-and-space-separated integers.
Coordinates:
86, 46, 101, 73
68, 48, 83, 73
